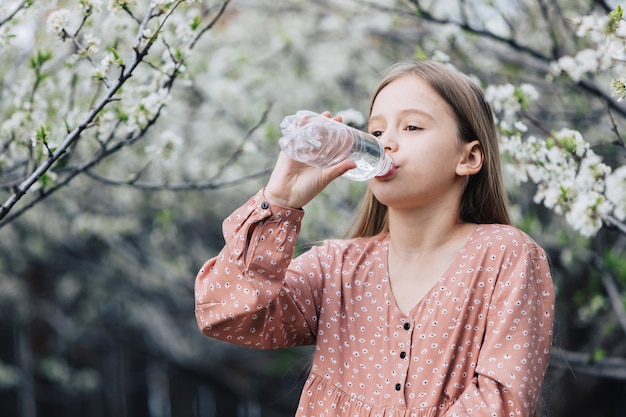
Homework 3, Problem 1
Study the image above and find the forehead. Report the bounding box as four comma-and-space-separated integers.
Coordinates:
371, 75, 454, 121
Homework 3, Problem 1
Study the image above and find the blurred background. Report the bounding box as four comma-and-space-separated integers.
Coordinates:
0, 0, 625, 416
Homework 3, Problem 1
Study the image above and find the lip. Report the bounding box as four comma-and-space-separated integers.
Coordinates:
374, 164, 398, 180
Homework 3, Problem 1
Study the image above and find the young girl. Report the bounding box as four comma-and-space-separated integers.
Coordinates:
195, 60, 554, 417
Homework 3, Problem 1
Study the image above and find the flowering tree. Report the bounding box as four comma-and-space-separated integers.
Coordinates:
3, 0, 623, 236
0, 0, 625, 416
0, 0, 233, 228
488, 6, 626, 238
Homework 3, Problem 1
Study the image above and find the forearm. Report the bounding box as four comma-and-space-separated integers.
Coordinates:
194, 189, 313, 348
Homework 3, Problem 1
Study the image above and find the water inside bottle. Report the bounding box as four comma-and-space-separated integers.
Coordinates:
279, 110, 392, 181
342, 133, 392, 181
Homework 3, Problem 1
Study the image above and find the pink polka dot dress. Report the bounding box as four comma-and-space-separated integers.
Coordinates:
195, 190, 554, 417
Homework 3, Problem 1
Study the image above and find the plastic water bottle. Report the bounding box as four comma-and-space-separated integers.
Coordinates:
278, 110, 393, 181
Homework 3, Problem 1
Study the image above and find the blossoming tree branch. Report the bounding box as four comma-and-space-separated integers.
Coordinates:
0, 0, 624, 240
0, 0, 231, 228
487, 6, 626, 238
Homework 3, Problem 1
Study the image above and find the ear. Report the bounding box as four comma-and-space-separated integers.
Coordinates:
456, 140, 483, 176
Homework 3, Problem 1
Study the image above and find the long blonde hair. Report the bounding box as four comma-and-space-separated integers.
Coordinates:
349, 60, 511, 238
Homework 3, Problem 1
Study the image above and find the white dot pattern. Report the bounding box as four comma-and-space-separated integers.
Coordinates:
195, 190, 555, 417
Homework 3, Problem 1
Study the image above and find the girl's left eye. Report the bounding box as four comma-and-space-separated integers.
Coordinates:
406, 125, 422, 131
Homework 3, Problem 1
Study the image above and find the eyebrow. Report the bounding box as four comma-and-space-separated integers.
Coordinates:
369, 108, 435, 124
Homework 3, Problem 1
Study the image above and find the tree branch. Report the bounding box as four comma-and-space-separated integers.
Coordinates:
0, 0, 28, 28
604, 215, 626, 236
190, 0, 231, 50
0, 0, 233, 228
82, 104, 274, 192
591, 252, 626, 335
84, 168, 272, 191
550, 347, 626, 380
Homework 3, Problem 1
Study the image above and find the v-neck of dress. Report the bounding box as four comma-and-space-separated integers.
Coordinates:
382, 225, 481, 318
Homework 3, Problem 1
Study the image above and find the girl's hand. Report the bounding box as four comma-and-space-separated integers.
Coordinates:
264, 112, 356, 209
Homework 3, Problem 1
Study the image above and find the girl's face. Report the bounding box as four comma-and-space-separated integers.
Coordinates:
367, 75, 479, 211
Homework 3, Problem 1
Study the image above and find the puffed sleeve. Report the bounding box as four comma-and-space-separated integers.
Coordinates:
445, 236, 554, 417
194, 189, 319, 349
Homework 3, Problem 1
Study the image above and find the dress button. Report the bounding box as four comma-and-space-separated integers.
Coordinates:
261, 201, 269, 210
403, 323, 410, 330
400, 351, 406, 359
395, 383, 402, 391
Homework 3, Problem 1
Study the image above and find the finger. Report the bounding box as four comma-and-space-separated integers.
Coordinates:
324, 159, 356, 180
321, 110, 342, 123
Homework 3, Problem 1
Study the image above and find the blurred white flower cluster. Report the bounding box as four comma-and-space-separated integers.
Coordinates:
46, 9, 76, 37
336, 108, 367, 128
487, 82, 625, 237
0, 0, 201, 193
486, 83, 539, 120
550, 6, 626, 101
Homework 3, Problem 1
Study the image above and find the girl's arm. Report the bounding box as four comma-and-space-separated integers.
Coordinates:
195, 114, 355, 349
444, 241, 554, 417
194, 189, 319, 349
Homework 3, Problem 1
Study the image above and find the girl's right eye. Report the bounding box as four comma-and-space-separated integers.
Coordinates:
370, 130, 383, 137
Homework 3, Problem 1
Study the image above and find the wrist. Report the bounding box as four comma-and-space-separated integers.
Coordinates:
262, 188, 302, 210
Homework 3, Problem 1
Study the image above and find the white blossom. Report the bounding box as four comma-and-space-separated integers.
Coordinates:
174, 20, 195, 44
609, 39, 626, 61
46, 9, 74, 37
152, 0, 173, 7
573, 14, 609, 42
496, 101, 617, 237
145, 130, 184, 162
92, 52, 116, 79
78, 0, 103, 13
336, 108, 366, 128
513, 121, 528, 132
565, 191, 611, 237
552, 10, 626, 91
82, 33, 101, 55
520, 83, 539, 101
129, 88, 171, 129
556, 52, 599, 82
485, 83, 517, 116
431, 50, 451, 63
1, 111, 27, 136
108, 0, 137, 12
606, 166, 626, 220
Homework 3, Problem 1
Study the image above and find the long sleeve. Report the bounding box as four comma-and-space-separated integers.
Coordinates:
443, 236, 554, 417
194, 189, 318, 349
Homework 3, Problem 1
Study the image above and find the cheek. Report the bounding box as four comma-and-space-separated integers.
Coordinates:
416, 142, 461, 169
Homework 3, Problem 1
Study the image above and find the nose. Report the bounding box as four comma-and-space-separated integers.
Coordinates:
378, 130, 397, 152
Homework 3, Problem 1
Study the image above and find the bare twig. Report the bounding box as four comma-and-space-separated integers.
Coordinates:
606, 103, 626, 147
382, 0, 626, 120
190, 0, 231, 50
0, 91, 119, 224
550, 347, 626, 380
0, 1, 211, 227
0, 90, 167, 228
0, 0, 28, 28
604, 215, 626, 236
590, 252, 626, 335
211, 105, 272, 180
84, 168, 273, 191
403, 0, 553, 62
82, 104, 274, 191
